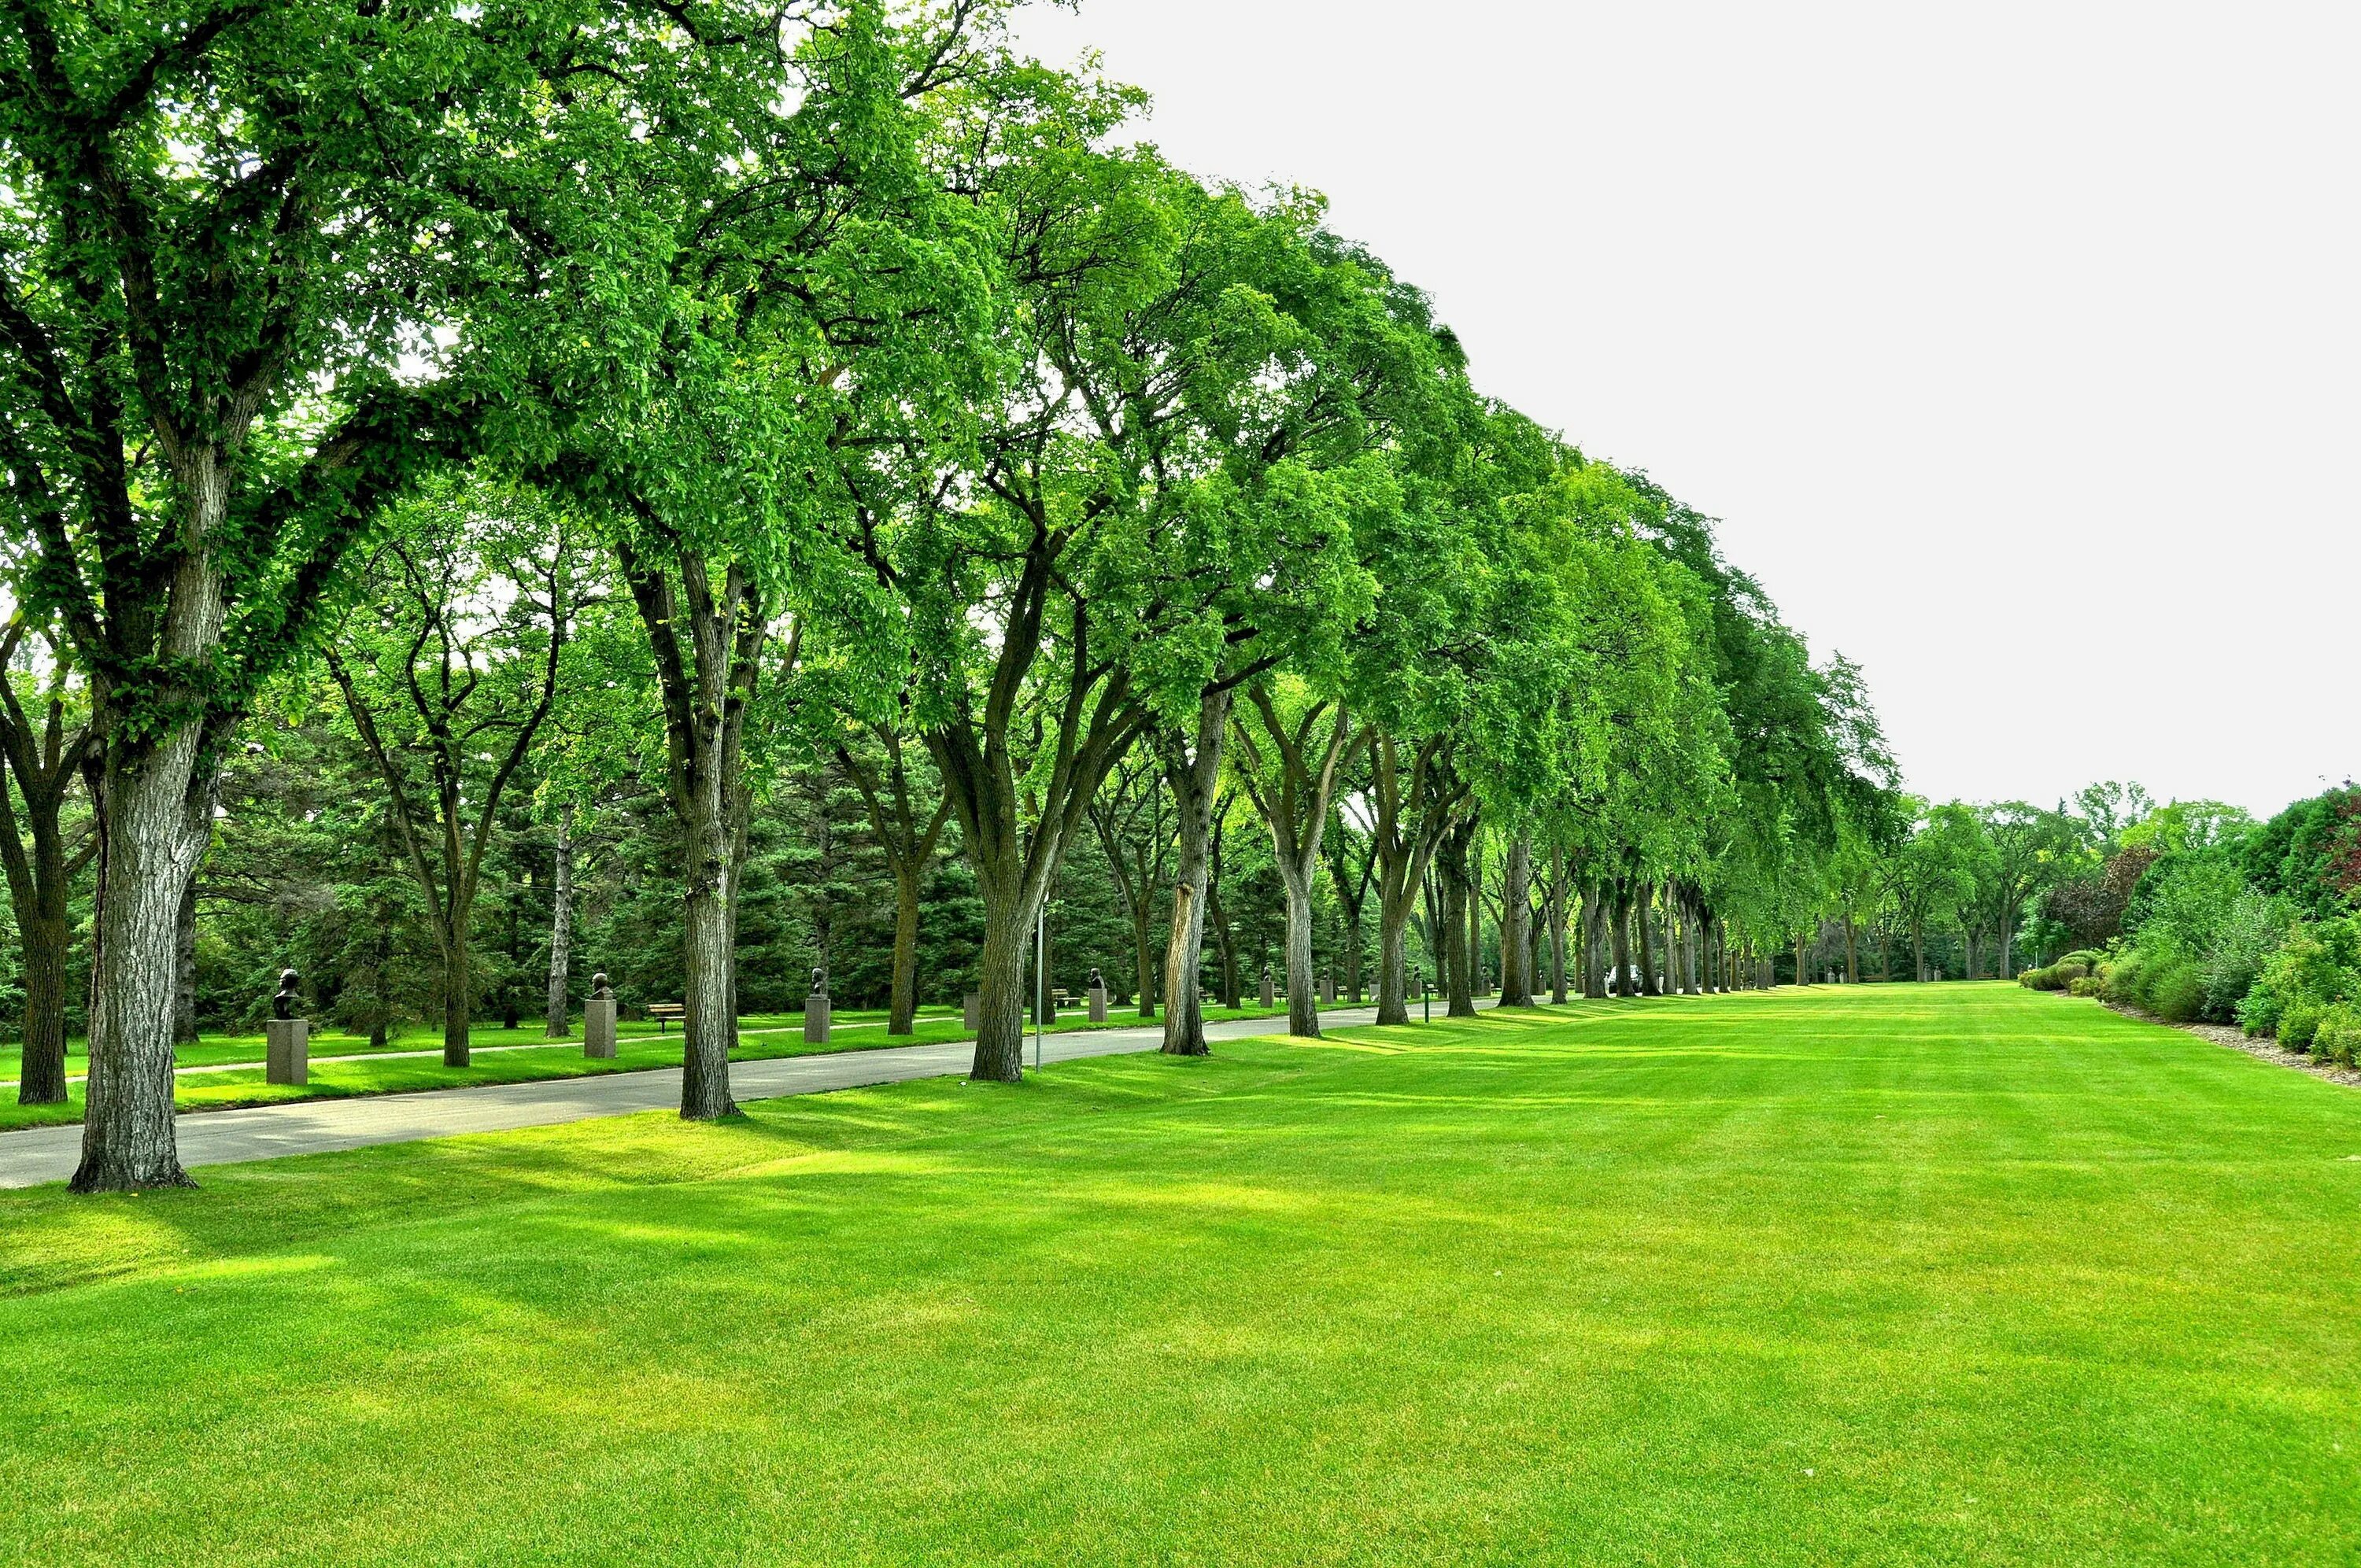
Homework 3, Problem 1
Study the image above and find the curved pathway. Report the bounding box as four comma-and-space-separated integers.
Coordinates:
0, 1001, 1483, 1189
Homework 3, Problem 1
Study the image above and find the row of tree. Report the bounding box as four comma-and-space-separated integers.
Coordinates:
0, 0, 1894, 1190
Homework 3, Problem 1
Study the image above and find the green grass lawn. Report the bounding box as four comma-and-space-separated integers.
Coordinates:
0, 1000, 1288, 1131
2, 983, 2357, 1563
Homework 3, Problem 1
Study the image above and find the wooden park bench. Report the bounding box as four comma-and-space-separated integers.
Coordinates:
646, 1002, 685, 1033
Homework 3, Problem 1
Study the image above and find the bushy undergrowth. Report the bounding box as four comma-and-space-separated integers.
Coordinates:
2031, 788, 2358, 1050
2234, 915, 2361, 1055
2019, 949, 2104, 992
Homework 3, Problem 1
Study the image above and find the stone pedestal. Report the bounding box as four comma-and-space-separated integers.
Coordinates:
584, 997, 618, 1059
963, 991, 981, 1031
804, 996, 831, 1045
1321, 973, 1336, 1005
1258, 968, 1276, 1008
1088, 984, 1108, 1023
265, 1018, 309, 1086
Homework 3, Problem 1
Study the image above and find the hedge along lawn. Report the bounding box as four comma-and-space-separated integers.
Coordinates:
0, 1002, 1290, 1132
3, 985, 2357, 1566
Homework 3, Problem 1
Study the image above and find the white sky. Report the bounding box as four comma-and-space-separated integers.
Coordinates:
1013, 0, 2361, 817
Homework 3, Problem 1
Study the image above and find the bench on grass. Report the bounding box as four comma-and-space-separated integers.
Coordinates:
646, 1002, 685, 1033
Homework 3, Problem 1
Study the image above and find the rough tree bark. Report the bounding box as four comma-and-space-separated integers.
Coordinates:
543, 806, 574, 1037
1156, 690, 1230, 1056
1436, 812, 1479, 1018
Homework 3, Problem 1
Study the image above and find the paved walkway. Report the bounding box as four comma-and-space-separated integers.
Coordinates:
0, 1015, 963, 1087
0, 1002, 1440, 1189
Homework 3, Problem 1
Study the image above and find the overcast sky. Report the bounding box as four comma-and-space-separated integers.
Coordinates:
1012, 1, 2359, 817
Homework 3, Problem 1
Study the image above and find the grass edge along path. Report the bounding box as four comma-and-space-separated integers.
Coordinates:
2, 983, 2359, 1564
0, 1002, 1295, 1132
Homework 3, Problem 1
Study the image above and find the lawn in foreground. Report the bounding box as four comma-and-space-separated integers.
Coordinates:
2, 984, 2357, 1564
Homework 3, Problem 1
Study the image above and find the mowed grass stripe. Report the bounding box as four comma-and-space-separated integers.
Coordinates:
1, 983, 2355, 1565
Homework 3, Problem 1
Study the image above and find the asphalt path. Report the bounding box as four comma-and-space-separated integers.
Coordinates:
0, 1001, 1450, 1189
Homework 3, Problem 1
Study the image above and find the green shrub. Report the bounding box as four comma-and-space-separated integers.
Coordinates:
2067, 975, 2102, 998
2281, 999, 2325, 1050
2199, 895, 2297, 1023
2019, 963, 2076, 992
2237, 916, 2361, 1039
2146, 955, 2206, 1022
2316, 1005, 2361, 1068
2099, 950, 2147, 1006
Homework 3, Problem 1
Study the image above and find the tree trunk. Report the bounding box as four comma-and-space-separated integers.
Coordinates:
1343, 913, 1364, 1005
1375, 894, 1414, 1024
1548, 855, 1571, 1005
1635, 884, 1659, 997
1437, 816, 1476, 1017
1499, 832, 1534, 1005
1131, 903, 1158, 1017
1608, 882, 1632, 996
973, 907, 1030, 1081
172, 873, 199, 1047
545, 808, 574, 1038
889, 859, 923, 1035
678, 755, 741, 1112
1913, 920, 1926, 982
1844, 915, 1859, 983
1580, 884, 1605, 998
440, 924, 472, 1068
1280, 868, 1319, 1038
1158, 692, 1228, 1056
17, 914, 68, 1105
74, 737, 208, 1192
1468, 847, 1486, 997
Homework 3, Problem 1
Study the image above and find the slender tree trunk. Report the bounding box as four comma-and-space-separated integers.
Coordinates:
1580, 884, 1605, 998
1844, 915, 1859, 983
1499, 832, 1534, 1005
1343, 911, 1363, 1005
1468, 847, 1486, 997
1643, 883, 1662, 991
1913, 921, 1926, 982
1159, 692, 1228, 1056
1608, 882, 1632, 997
1132, 904, 1158, 1017
545, 808, 574, 1038
678, 764, 739, 1113
1437, 817, 1477, 1017
1548, 854, 1570, 1005
887, 859, 924, 1035
17, 913, 68, 1105
442, 926, 472, 1067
